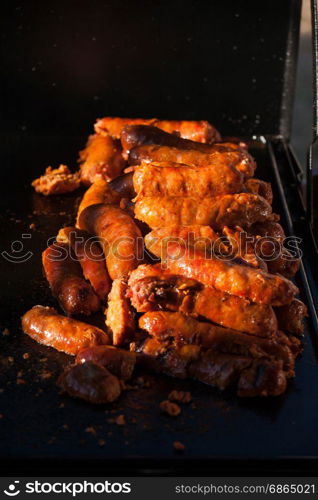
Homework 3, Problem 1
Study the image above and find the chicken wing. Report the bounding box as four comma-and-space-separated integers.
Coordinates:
78, 134, 126, 185
22, 305, 110, 355
135, 193, 272, 229
133, 161, 244, 199
42, 243, 100, 315
78, 203, 143, 279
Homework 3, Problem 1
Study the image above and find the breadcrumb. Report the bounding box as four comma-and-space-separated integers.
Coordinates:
32, 165, 81, 195
160, 400, 181, 417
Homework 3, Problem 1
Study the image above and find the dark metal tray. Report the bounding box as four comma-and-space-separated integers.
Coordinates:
0, 135, 318, 476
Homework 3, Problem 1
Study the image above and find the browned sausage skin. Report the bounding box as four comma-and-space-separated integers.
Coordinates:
42, 243, 100, 315
78, 203, 143, 279
76, 179, 122, 227
57, 227, 111, 301
76, 345, 136, 380
78, 134, 126, 185
22, 305, 110, 355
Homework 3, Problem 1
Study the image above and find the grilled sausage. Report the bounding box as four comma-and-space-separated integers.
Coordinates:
135, 193, 272, 229
42, 243, 100, 315
164, 246, 298, 306
128, 264, 278, 336
109, 172, 136, 199
22, 305, 110, 355
133, 161, 244, 199
275, 299, 307, 335
78, 203, 143, 279
76, 179, 121, 226
95, 117, 220, 143
76, 345, 136, 380
139, 311, 295, 375
58, 362, 122, 404
245, 178, 273, 204
57, 227, 111, 301
106, 278, 136, 345
78, 134, 126, 185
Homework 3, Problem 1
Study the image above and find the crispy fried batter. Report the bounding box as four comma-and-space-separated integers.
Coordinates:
32, 165, 81, 195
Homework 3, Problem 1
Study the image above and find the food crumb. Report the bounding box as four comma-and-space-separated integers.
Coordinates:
2, 328, 10, 336
160, 400, 181, 417
115, 414, 126, 426
29, 223, 36, 230
22, 353, 30, 359
59, 402, 65, 408
62, 424, 69, 430
7, 356, 14, 363
173, 441, 185, 452
98, 439, 106, 447
168, 390, 192, 404
16, 378, 26, 385
85, 426, 97, 435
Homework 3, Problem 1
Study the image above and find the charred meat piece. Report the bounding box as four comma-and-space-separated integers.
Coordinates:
237, 359, 287, 397
109, 172, 136, 199
78, 134, 126, 185
57, 227, 111, 301
164, 246, 298, 306
32, 165, 80, 195
42, 243, 100, 315
135, 193, 272, 229
76, 345, 136, 380
22, 305, 110, 355
106, 278, 136, 346
96, 117, 220, 143
133, 161, 244, 199
76, 179, 122, 226
78, 203, 143, 279
128, 264, 278, 336
275, 299, 307, 335
58, 362, 122, 404
129, 144, 255, 178
245, 178, 273, 204
139, 311, 295, 375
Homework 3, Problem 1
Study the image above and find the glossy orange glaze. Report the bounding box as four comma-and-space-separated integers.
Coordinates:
22, 305, 110, 355
76, 179, 122, 226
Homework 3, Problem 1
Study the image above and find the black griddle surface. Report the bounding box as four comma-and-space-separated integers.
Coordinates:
0, 136, 318, 475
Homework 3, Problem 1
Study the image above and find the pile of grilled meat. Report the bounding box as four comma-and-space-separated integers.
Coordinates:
22, 117, 307, 403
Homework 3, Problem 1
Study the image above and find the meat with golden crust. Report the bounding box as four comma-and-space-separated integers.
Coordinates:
95, 117, 220, 143
133, 161, 244, 199
164, 246, 298, 306
58, 362, 122, 404
79, 134, 126, 185
139, 311, 295, 375
76, 345, 136, 380
106, 278, 136, 346
245, 178, 273, 204
32, 165, 81, 195
76, 179, 122, 226
56, 226, 111, 301
129, 144, 255, 178
128, 264, 278, 336
135, 193, 272, 229
22, 305, 110, 355
42, 243, 100, 315
78, 203, 143, 279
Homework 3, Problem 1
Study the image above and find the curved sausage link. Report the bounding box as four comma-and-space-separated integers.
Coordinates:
76, 179, 122, 226
42, 242, 100, 315
76, 345, 136, 380
22, 305, 110, 355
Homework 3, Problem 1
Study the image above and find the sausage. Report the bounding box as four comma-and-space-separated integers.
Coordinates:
139, 311, 295, 374
128, 264, 278, 336
237, 359, 287, 397
76, 179, 122, 226
22, 305, 110, 355
105, 278, 136, 346
78, 203, 143, 279
133, 161, 244, 199
58, 362, 122, 404
42, 243, 100, 315
135, 193, 272, 229
245, 178, 273, 204
95, 117, 220, 143
78, 134, 126, 185
164, 245, 298, 306
275, 299, 307, 335
76, 345, 136, 380
129, 144, 256, 178
56, 227, 111, 301
109, 172, 136, 199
